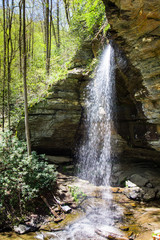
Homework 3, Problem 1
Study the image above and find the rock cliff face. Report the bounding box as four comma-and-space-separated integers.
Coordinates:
18, 1, 160, 165
17, 68, 90, 155
101, 0, 160, 162
18, 41, 93, 156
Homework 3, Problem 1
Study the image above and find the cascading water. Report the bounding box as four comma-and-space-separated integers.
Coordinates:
71, 44, 122, 234
78, 44, 116, 189
35, 44, 121, 240
33, 44, 122, 240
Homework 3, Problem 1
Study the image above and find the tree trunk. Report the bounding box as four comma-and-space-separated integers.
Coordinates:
31, 21, 34, 58
63, 0, 70, 25
50, 11, 58, 47
31, 0, 35, 58
7, 50, 11, 130
46, 0, 50, 74
49, 0, 52, 67
19, 1, 22, 76
2, 0, 6, 132
27, 17, 32, 60
6, 0, 15, 130
57, 0, 60, 47
6, 0, 14, 130
23, 0, 31, 156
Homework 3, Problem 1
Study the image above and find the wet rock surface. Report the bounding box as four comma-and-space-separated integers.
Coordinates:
102, 0, 160, 162
14, 224, 38, 235
111, 156, 160, 201
0, 172, 160, 239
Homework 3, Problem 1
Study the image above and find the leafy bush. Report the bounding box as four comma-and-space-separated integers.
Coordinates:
68, 186, 86, 202
0, 131, 57, 220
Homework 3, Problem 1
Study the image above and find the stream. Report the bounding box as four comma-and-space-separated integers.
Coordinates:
1, 175, 160, 240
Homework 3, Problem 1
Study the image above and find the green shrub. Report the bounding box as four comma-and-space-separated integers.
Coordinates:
68, 186, 86, 202
0, 130, 57, 220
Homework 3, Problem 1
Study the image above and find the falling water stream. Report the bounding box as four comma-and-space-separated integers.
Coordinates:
0, 44, 123, 240
72, 44, 122, 235
78, 43, 116, 187
39, 44, 123, 240
52, 44, 122, 239
36, 44, 121, 240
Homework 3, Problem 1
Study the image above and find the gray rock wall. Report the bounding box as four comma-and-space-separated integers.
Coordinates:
18, 73, 84, 155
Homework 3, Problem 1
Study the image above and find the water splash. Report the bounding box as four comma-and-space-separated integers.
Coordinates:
33, 45, 120, 240
36, 44, 120, 240
78, 44, 116, 188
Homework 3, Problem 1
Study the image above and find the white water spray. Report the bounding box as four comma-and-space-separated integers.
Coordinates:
34, 45, 121, 240
78, 44, 116, 188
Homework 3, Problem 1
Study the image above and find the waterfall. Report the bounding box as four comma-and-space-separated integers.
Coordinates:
34, 44, 121, 240
78, 44, 116, 188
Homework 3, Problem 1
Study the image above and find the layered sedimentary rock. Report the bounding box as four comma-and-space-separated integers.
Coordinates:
18, 41, 94, 156
18, 0, 160, 166
102, 0, 160, 157
18, 70, 84, 155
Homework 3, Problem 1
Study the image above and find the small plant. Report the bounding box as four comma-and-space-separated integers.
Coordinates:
0, 130, 57, 224
103, 23, 110, 35
68, 186, 86, 202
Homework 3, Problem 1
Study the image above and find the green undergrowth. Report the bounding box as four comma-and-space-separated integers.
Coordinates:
69, 186, 86, 202
0, 130, 57, 226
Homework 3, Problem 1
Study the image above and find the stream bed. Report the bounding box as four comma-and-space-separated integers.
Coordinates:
0, 173, 160, 240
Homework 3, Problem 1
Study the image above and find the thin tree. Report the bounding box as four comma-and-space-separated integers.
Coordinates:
19, 0, 22, 76
46, 0, 50, 74
50, 1, 58, 47
63, 0, 70, 25
2, 0, 6, 132
23, 0, 31, 155
6, 0, 11, 130
49, 0, 52, 68
57, 0, 60, 47
6, 0, 15, 130
31, 0, 35, 58
42, 0, 47, 60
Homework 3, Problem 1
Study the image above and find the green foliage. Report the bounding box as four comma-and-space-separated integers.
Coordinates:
103, 23, 111, 35
70, 0, 106, 38
69, 186, 86, 202
0, 0, 107, 130
0, 131, 57, 221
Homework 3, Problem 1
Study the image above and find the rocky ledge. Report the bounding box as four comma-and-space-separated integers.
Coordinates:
17, 68, 90, 156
